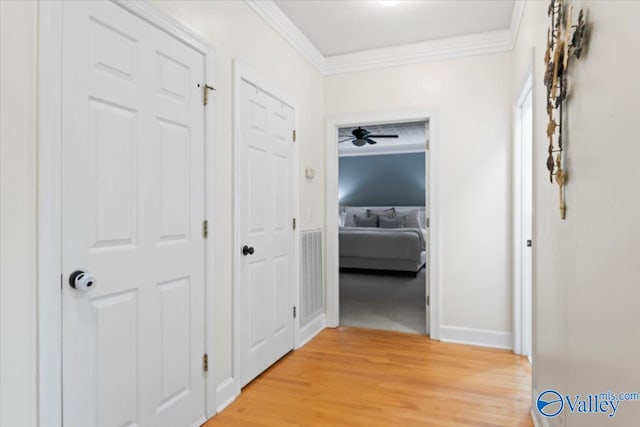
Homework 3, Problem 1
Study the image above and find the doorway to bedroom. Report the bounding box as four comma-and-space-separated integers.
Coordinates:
337, 121, 429, 335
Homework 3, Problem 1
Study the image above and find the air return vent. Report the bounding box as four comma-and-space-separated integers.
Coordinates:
300, 229, 323, 327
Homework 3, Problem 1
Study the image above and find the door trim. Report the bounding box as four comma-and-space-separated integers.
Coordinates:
513, 69, 533, 357
325, 109, 441, 339
231, 59, 301, 402
37, 2, 217, 425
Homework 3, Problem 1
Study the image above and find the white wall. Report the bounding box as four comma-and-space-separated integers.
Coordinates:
513, 1, 640, 426
0, 2, 38, 426
326, 52, 515, 344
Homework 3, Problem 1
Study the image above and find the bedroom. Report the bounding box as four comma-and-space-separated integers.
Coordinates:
338, 121, 429, 335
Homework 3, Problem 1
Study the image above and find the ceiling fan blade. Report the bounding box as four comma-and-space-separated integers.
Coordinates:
366, 134, 399, 138
339, 137, 354, 143
353, 138, 368, 147
365, 138, 377, 145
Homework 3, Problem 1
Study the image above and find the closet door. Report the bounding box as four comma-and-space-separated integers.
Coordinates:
61, 2, 206, 425
238, 79, 296, 387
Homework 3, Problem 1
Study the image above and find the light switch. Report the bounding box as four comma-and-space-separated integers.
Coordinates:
305, 167, 315, 179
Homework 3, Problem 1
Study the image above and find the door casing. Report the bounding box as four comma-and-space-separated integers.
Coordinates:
37, 1, 217, 425
325, 109, 441, 339
513, 69, 534, 358
230, 59, 301, 403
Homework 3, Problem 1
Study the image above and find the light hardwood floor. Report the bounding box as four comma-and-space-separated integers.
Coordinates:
204, 327, 532, 426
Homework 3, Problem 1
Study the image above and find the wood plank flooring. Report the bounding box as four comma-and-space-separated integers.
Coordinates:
203, 327, 532, 427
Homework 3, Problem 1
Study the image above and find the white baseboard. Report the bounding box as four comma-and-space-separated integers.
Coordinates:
531, 388, 548, 427
296, 313, 325, 349
189, 415, 207, 427
439, 325, 512, 350
531, 407, 550, 427
531, 388, 557, 427
214, 315, 325, 417
215, 377, 239, 413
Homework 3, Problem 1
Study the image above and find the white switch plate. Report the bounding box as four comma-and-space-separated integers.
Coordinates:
305, 167, 315, 179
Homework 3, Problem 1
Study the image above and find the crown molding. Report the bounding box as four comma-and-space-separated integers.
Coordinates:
509, 0, 526, 48
324, 29, 512, 75
244, 0, 325, 74
246, 0, 527, 76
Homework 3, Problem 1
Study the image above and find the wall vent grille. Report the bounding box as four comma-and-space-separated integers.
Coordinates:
300, 229, 324, 326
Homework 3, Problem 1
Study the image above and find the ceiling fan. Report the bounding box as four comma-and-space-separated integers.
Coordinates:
339, 126, 399, 146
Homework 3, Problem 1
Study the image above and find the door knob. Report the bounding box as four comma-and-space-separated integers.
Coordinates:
69, 270, 97, 291
242, 245, 255, 256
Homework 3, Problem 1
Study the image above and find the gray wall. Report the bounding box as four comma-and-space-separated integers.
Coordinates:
339, 152, 425, 206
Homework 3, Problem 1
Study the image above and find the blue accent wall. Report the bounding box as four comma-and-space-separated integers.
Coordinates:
339, 153, 425, 206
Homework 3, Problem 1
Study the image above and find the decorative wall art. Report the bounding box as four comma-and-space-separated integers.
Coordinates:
544, 0, 588, 219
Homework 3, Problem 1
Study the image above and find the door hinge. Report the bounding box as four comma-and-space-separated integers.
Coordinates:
426, 217, 430, 228
293, 306, 297, 318
292, 218, 296, 230
426, 140, 430, 150
292, 130, 296, 142
201, 84, 215, 106
203, 354, 209, 372
202, 220, 208, 239
427, 295, 430, 306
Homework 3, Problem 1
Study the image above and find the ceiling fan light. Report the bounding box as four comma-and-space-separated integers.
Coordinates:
353, 138, 367, 147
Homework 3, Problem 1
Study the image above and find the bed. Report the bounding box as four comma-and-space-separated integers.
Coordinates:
339, 206, 427, 273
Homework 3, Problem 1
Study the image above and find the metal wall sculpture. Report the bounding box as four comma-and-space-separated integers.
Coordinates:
544, 0, 588, 219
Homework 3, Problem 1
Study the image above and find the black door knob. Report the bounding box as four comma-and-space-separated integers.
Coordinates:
242, 245, 255, 256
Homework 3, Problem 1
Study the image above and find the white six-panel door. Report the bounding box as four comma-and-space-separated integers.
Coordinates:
521, 89, 533, 360
238, 79, 295, 387
61, 2, 206, 426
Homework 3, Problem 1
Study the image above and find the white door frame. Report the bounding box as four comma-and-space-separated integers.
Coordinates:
512, 71, 533, 357
231, 59, 301, 399
325, 109, 441, 340
37, 2, 217, 425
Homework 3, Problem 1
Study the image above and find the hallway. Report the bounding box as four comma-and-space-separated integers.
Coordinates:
204, 327, 532, 426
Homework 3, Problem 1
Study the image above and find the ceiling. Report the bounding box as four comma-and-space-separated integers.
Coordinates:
274, 0, 516, 57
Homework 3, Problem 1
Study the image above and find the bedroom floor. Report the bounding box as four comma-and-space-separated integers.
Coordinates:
339, 267, 427, 335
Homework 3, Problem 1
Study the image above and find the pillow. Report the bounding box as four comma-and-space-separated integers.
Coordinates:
354, 214, 378, 228
367, 207, 396, 219
401, 210, 421, 229
379, 216, 407, 229
343, 207, 368, 227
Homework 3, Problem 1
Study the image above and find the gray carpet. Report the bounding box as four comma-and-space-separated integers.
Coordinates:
339, 267, 427, 335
